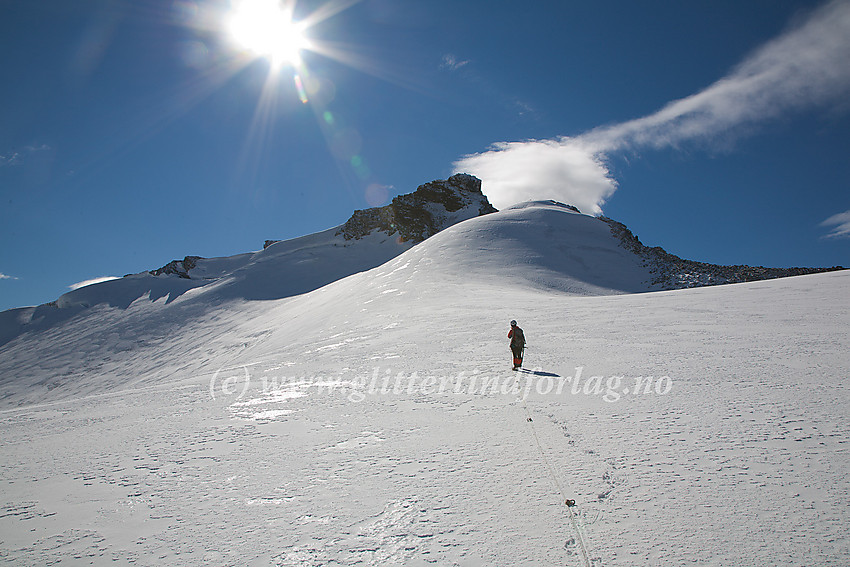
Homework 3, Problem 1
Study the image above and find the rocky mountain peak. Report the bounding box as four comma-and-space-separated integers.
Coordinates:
149, 174, 496, 279
336, 173, 497, 243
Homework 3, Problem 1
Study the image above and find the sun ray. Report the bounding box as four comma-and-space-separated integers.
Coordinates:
177, 0, 441, 202
235, 67, 285, 188
306, 40, 436, 96
297, 0, 362, 30
68, 51, 256, 180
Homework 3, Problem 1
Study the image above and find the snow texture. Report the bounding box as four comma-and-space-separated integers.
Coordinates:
0, 201, 848, 566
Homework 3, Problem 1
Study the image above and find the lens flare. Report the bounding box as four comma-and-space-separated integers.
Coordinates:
294, 73, 308, 103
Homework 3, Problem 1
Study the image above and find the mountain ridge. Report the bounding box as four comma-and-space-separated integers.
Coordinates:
0, 174, 497, 349
599, 216, 844, 289
148, 173, 495, 279
0, 177, 843, 351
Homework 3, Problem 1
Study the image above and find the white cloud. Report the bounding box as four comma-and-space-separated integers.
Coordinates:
68, 276, 120, 291
0, 273, 18, 280
440, 53, 469, 71
585, 0, 850, 152
454, 138, 617, 213
821, 209, 850, 238
455, 0, 850, 212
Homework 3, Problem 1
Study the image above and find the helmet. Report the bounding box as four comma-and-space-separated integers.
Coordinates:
510, 320, 517, 326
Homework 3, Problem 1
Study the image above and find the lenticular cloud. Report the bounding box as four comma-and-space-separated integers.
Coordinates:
454, 138, 617, 214
455, 0, 850, 213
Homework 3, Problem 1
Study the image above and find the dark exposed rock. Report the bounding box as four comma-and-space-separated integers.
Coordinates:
147, 175, 841, 291
600, 216, 845, 289
152, 174, 495, 279
336, 173, 497, 243
150, 256, 204, 279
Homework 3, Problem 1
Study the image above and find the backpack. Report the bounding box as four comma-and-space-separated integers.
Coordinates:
512, 327, 525, 347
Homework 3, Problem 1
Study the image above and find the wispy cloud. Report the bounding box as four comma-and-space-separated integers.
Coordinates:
440, 53, 470, 71
455, 0, 850, 211
0, 273, 19, 280
821, 209, 850, 238
0, 152, 22, 167
68, 276, 120, 291
0, 144, 52, 168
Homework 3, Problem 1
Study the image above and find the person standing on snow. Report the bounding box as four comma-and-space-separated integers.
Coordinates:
508, 320, 525, 370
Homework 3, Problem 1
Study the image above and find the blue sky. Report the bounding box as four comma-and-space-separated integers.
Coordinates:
1, 0, 849, 311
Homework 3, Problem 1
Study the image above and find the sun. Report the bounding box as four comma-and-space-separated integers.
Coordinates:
226, 0, 310, 68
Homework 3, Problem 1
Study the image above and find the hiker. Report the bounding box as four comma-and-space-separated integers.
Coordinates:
508, 320, 525, 370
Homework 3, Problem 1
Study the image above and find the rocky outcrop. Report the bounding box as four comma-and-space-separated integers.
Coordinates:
150, 256, 204, 279
149, 174, 496, 280
336, 173, 497, 243
600, 216, 844, 289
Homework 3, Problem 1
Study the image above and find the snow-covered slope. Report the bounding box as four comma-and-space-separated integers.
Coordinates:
0, 200, 842, 406
0, 174, 495, 349
1, 262, 847, 565
0, 188, 848, 565
0, 202, 686, 405
397, 200, 659, 295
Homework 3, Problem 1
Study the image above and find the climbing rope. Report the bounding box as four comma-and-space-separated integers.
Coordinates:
514, 374, 594, 567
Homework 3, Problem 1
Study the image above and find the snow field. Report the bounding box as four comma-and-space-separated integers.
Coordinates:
0, 202, 847, 565
1, 265, 847, 565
